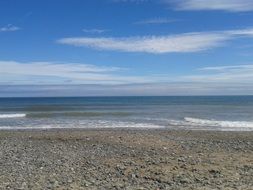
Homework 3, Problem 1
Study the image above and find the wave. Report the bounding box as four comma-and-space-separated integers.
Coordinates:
0, 120, 163, 130
168, 117, 253, 130
0, 114, 26, 119
184, 117, 253, 128
26, 111, 132, 118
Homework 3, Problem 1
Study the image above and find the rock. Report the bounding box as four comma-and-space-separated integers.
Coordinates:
180, 178, 191, 184
177, 157, 186, 162
131, 174, 138, 179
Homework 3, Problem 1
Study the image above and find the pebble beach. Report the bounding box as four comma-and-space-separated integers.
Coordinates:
0, 129, 252, 190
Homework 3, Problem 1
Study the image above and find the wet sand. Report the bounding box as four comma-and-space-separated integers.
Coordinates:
0, 129, 252, 189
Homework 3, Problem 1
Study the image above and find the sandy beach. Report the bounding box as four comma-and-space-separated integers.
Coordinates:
0, 129, 252, 190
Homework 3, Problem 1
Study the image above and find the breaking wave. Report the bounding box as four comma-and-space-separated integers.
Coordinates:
184, 117, 253, 128
0, 114, 26, 119
168, 117, 253, 131
0, 120, 164, 130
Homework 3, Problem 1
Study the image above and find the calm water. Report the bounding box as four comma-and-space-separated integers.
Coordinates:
0, 96, 253, 131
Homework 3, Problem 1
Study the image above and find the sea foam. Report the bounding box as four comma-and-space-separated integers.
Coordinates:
167, 117, 253, 130
184, 117, 253, 128
0, 120, 163, 130
0, 114, 26, 119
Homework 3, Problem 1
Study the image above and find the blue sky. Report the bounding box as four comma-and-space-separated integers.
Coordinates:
1, 0, 253, 96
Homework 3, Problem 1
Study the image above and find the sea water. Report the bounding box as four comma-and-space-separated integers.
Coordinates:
0, 96, 253, 131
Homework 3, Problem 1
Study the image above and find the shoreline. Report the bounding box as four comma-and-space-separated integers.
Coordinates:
0, 127, 253, 132
0, 129, 252, 189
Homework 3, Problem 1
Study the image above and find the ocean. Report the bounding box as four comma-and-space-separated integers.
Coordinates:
0, 96, 253, 131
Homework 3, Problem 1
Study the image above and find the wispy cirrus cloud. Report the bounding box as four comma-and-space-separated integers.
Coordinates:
82, 28, 108, 34
0, 61, 166, 85
2, 63, 253, 96
199, 64, 253, 71
1, 61, 253, 96
111, 0, 149, 3
58, 33, 228, 54
2, 61, 253, 85
182, 64, 253, 84
112, 0, 253, 12
0, 25, 21, 32
57, 27, 253, 54
134, 18, 180, 25
168, 0, 253, 12
227, 28, 253, 36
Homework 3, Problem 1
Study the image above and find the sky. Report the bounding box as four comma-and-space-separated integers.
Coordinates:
1, 0, 253, 96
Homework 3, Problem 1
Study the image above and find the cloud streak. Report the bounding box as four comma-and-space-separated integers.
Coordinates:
113, 0, 253, 12
58, 33, 228, 53
112, 0, 149, 3
182, 64, 253, 84
82, 29, 107, 34
0, 61, 166, 85
199, 64, 253, 71
134, 18, 180, 25
169, 0, 253, 12
58, 27, 253, 54
0, 25, 20, 32
1, 61, 253, 96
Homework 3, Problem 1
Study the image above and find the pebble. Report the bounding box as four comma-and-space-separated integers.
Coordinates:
0, 130, 252, 189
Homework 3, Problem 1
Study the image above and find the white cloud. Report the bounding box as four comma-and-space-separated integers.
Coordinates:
199, 64, 253, 71
82, 29, 107, 34
58, 33, 229, 53
134, 18, 180, 24
0, 61, 166, 85
58, 27, 253, 54
0, 24, 21, 32
1, 61, 253, 95
0, 25, 20, 32
227, 28, 253, 36
0, 61, 121, 73
182, 64, 253, 83
112, 0, 149, 3
170, 0, 253, 12
113, 0, 253, 12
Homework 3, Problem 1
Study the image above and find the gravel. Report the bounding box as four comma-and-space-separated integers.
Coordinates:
0, 129, 252, 190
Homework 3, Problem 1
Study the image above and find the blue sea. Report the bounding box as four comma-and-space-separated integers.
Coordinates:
0, 96, 253, 131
